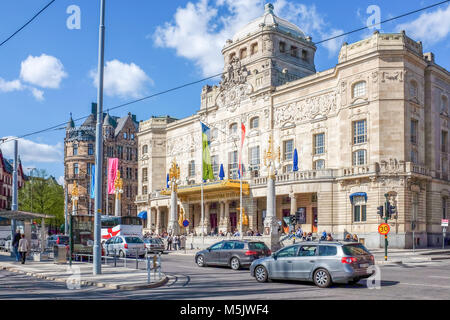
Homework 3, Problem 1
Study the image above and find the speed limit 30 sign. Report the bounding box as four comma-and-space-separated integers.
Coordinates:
378, 223, 390, 235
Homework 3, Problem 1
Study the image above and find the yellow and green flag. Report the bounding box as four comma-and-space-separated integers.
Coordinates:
201, 122, 214, 181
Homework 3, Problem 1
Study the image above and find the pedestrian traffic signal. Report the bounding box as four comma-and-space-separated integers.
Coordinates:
377, 206, 384, 218
389, 204, 397, 219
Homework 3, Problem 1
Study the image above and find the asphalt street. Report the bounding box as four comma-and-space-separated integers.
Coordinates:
0, 254, 449, 300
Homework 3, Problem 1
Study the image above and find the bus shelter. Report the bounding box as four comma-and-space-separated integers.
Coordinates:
0, 210, 54, 253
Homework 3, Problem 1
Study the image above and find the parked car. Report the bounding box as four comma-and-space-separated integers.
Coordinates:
143, 238, 165, 254
104, 235, 146, 258
46, 235, 69, 249
250, 241, 375, 288
195, 240, 271, 270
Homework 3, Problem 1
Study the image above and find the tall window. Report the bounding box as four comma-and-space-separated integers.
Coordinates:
283, 140, 294, 161
353, 196, 367, 222
249, 146, 260, 173
410, 81, 418, 98
353, 120, 367, 144
279, 41, 286, 53
353, 150, 367, 166
88, 144, 94, 155
250, 117, 259, 129
314, 159, 325, 170
314, 133, 325, 155
211, 128, 218, 140
142, 168, 148, 182
442, 96, 449, 114
411, 150, 418, 164
189, 160, 195, 177
302, 49, 308, 60
73, 144, 78, 156
442, 131, 448, 153
251, 43, 258, 55
73, 163, 79, 175
142, 186, 147, 196
443, 198, 448, 219
240, 48, 247, 59
411, 120, 418, 145
142, 145, 148, 155
352, 81, 366, 98
211, 156, 219, 177
228, 151, 238, 179
290, 46, 298, 57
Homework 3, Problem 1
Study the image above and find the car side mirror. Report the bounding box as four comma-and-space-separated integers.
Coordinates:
207, 247, 211, 252
272, 253, 277, 260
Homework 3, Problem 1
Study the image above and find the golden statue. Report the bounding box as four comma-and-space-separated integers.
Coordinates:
178, 207, 185, 228
114, 170, 123, 200
71, 181, 79, 199
263, 135, 281, 179
237, 207, 249, 226
169, 158, 180, 181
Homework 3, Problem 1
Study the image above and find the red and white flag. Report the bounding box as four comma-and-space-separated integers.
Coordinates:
108, 158, 119, 194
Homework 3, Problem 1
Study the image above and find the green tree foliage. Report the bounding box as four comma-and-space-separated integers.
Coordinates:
18, 169, 65, 227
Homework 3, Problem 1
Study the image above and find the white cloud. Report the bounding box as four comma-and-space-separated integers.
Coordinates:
90, 59, 153, 99
57, 176, 65, 186
20, 54, 67, 89
153, 0, 344, 76
396, 4, 450, 45
30, 88, 44, 101
0, 137, 63, 163
0, 78, 23, 92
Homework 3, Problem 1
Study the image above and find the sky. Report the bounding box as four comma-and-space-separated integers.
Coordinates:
0, 0, 449, 185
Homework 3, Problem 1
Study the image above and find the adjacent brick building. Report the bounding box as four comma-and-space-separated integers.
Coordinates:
0, 148, 26, 210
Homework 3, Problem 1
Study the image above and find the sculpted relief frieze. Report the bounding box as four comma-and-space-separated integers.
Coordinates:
216, 57, 254, 113
274, 91, 339, 127
167, 134, 200, 157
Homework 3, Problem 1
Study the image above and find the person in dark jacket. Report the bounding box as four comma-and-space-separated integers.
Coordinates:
12, 231, 21, 262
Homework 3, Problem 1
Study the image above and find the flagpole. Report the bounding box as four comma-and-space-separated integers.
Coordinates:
239, 120, 243, 239
200, 122, 205, 244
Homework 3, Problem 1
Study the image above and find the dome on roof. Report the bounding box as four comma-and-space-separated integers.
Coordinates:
232, 3, 306, 42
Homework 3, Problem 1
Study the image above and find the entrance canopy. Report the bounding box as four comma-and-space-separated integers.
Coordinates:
160, 179, 250, 202
0, 210, 54, 221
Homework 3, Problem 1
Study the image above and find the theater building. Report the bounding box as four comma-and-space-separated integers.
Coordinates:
136, 3, 450, 248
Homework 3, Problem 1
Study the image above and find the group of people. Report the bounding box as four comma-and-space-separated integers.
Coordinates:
12, 230, 29, 264
165, 234, 186, 251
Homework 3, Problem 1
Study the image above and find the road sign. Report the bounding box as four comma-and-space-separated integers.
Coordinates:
378, 223, 390, 235
442, 219, 449, 227
183, 220, 189, 228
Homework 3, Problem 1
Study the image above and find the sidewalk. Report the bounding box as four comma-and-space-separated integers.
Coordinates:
0, 253, 168, 290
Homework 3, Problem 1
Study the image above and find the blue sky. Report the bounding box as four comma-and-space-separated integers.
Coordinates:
0, 0, 449, 183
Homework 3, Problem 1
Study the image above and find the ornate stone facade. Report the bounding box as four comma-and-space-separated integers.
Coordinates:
136, 4, 450, 248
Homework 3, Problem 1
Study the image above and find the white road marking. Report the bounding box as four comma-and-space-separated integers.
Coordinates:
399, 282, 450, 289
428, 276, 450, 279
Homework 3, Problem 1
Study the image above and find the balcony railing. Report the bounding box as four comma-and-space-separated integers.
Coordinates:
65, 174, 88, 180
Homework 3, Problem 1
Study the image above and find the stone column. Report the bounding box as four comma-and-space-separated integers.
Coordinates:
290, 190, 297, 216
168, 189, 179, 236
218, 201, 225, 233
264, 177, 278, 235
146, 207, 152, 230
114, 195, 121, 217
223, 200, 230, 233
156, 206, 162, 235
204, 202, 211, 235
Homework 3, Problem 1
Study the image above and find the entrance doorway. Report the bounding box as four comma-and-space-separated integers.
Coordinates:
210, 213, 218, 233
312, 207, 318, 233
230, 212, 237, 231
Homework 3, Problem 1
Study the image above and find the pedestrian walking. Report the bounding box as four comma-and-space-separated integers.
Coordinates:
174, 235, 180, 250
344, 234, 352, 242
320, 230, 327, 241
12, 230, 21, 262
326, 233, 334, 241
167, 235, 173, 251
18, 234, 29, 264
352, 234, 359, 242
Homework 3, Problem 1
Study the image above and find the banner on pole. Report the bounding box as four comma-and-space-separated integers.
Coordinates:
108, 158, 119, 194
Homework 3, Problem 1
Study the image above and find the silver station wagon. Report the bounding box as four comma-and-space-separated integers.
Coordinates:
250, 241, 375, 288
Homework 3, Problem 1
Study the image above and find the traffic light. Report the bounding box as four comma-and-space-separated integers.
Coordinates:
389, 204, 397, 219
377, 206, 384, 218
386, 202, 391, 219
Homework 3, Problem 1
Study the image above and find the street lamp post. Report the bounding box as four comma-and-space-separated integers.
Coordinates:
263, 135, 281, 251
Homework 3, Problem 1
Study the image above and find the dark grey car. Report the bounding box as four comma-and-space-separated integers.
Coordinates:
250, 241, 375, 288
195, 240, 271, 270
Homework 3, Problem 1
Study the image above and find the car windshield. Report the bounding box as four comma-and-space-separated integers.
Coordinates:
342, 244, 371, 256
248, 242, 269, 250
125, 237, 143, 244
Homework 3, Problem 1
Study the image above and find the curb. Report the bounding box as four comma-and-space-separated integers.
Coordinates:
0, 264, 168, 291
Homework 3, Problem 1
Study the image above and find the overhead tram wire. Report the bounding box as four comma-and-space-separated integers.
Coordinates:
0, 0, 57, 48
1, 0, 449, 145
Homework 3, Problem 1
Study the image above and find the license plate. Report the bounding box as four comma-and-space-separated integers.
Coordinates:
360, 263, 369, 268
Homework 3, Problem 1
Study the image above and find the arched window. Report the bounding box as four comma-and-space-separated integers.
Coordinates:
251, 43, 258, 55
230, 123, 238, 135
352, 81, 366, 98
240, 48, 248, 59
229, 52, 236, 61
250, 117, 259, 129
142, 145, 148, 154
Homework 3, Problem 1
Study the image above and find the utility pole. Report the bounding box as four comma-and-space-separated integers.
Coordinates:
10, 140, 18, 258
93, 0, 106, 275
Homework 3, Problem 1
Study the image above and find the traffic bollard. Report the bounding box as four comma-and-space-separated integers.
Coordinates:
136, 249, 139, 270
114, 250, 116, 267
158, 252, 161, 280
147, 255, 151, 284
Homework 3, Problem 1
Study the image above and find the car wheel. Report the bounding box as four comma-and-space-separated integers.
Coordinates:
119, 250, 125, 258
313, 268, 332, 288
196, 255, 205, 267
254, 265, 268, 283
349, 278, 360, 285
230, 257, 241, 270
